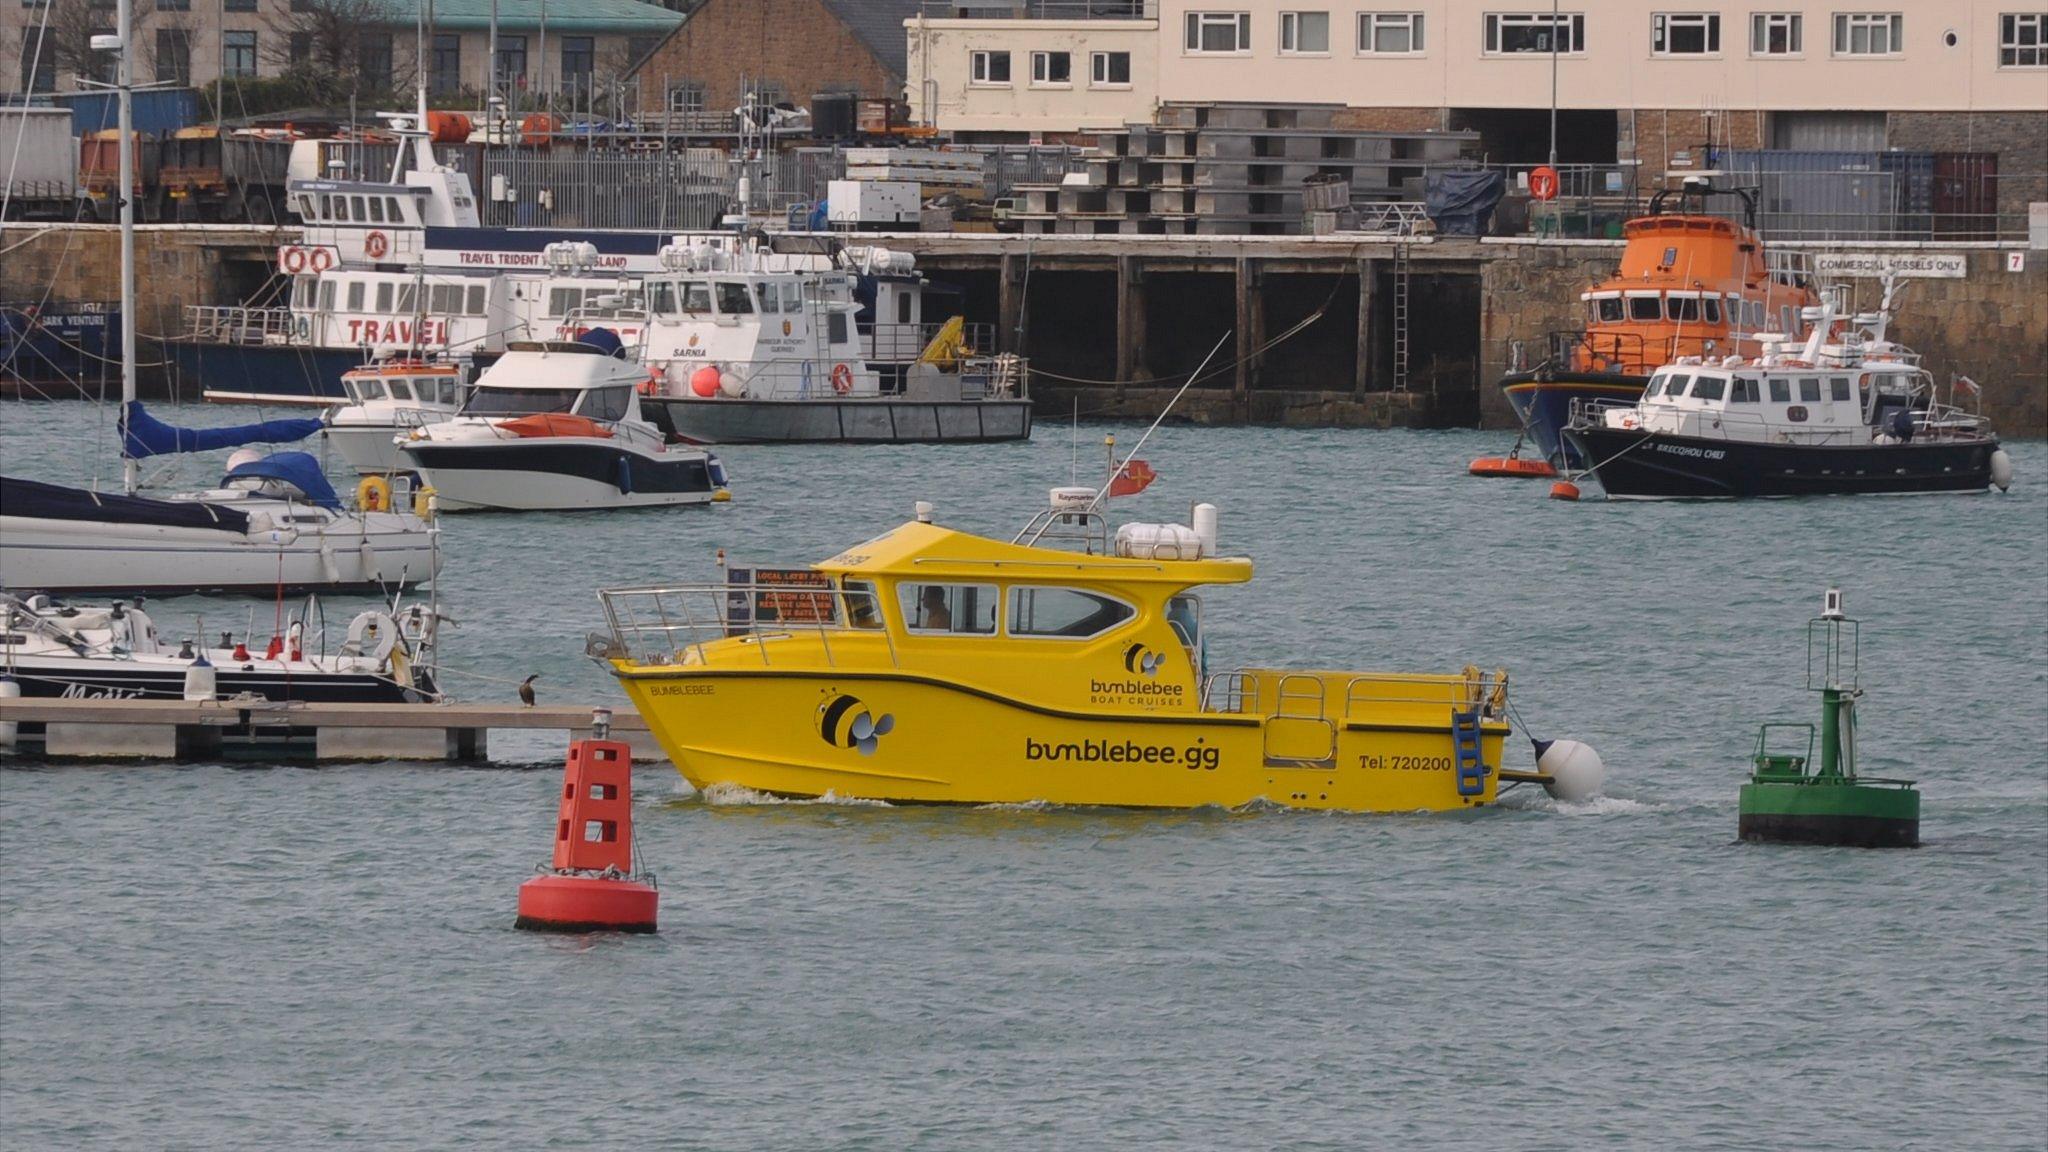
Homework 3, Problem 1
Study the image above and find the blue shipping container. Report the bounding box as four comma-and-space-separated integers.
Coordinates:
52, 88, 200, 138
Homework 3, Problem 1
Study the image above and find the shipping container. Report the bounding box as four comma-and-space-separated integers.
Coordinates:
1725, 149, 1906, 241
1933, 152, 2000, 240
53, 88, 201, 138
1, 107, 80, 220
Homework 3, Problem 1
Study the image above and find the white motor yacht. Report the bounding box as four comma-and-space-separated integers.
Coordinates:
397, 330, 729, 511
324, 358, 468, 475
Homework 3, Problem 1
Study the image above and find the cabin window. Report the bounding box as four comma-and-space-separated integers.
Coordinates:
1591, 297, 1623, 322
842, 580, 883, 629
1829, 377, 1852, 401
1730, 379, 1759, 403
1703, 297, 1722, 325
397, 284, 417, 314
387, 379, 414, 401
899, 583, 998, 635
647, 283, 676, 314
1660, 373, 1691, 397
1692, 376, 1726, 401
368, 197, 385, 223
463, 387, 577, 416
1009, 586, 1136, 640
754, 283, 779, 314
716, 282, 753, 314
829, 312, 849, 344
386, 197, 403, 221
351, 195, 367, 221
467, 285, 487, 315
1799, 377, 1821, 402
549, 287, 577, 315
373, 283, 393, 313
683, 283, 713, 313
782, 283, 804, 311
345, 282, 365, 311
318, 280, 336, 311
355, 377, 385, 400
1769, 378, 1790, 402
1668, 294, 1701, 322
580, 386, 632, 422
896, 293, 914, 324
1628, 295, 1662, 321
431, 285, 457, 313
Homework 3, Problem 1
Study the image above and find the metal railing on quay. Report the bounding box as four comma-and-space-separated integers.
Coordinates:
183, 305, 297, 344
597, 584, 898, 670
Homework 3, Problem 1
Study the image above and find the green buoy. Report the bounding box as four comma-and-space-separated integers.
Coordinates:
1738, 588, 1920, 848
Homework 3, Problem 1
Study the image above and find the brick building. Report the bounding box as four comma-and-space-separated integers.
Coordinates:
627, 0, 924, 121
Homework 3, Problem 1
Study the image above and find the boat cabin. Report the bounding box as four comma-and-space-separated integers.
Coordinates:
458, 340, 645, 423
1625, 359, 1936, 444
340, 362, 466, 409
639, 241, 881, 400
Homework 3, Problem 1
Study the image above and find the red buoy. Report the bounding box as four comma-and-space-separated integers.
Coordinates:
1549, 480, 1583, 502
1468, 455, 1558, 478
516, 721, 658, 934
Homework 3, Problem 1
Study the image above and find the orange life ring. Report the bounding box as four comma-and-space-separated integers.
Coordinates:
830, 363, 854, 396
1620, 415, 1639, 430
364, 230, 389, 259
1528, 165, 1560, 202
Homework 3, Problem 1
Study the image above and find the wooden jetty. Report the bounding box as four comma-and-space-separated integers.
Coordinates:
0, 697, 657, 763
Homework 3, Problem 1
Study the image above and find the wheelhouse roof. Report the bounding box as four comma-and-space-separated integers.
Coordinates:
812, 521, 1254, 587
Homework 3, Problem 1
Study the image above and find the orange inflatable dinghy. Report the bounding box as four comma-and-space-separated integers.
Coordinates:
1468, 454, 1557, 478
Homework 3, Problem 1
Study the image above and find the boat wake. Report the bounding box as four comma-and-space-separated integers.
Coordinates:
692, 782, 893, 808
1500, 791, 1670, 817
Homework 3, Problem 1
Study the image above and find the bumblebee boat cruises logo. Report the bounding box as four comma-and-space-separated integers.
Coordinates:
1090, 643, 1182, 707
816, 691, 895, 755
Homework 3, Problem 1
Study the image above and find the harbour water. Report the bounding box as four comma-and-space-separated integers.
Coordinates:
3, 403, 2044, 1149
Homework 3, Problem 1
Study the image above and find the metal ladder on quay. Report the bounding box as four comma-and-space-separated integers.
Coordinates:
1392, 239, 1411, 393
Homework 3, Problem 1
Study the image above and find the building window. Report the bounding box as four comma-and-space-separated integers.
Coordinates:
1030, 50, 1071, 85
1751, 13, 1803, 54
358, 31, 393, 91
154, 0, 190, 10
750, 80, 784, 107
223, 0, 254, 10
1652, 13, 1719, 54
561, 36, 594, 89
496, 35, 527, 87
1833, 13, 1902, 55
625, 35, 660, 68
430, 33, 461, 93
222, 30, 258, 77
1280, 11, 1330, 53
1184, 11, 1253, 53
1357, 11, 1424, 53
1090, 50, 1131, 85
667, 81, 704, 113
289, 32, 311, 65
970, 49, 1011, 84
2000, 13, 2048, 66
1484, 12, 1585, 54
19, 28, 55, 93
154, 28, 191, 84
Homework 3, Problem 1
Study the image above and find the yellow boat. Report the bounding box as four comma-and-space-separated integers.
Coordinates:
599, 492, 1519, 811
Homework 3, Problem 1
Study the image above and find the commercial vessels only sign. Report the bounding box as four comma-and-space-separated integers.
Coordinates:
1813, 253, 1968, 279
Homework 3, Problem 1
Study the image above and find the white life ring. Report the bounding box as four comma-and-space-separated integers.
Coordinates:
341, 611, 400, 670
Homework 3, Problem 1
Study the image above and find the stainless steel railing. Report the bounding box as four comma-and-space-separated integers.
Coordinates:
596, 583, 899, 670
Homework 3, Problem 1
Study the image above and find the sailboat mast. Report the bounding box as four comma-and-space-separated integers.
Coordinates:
117, 0, 137, 494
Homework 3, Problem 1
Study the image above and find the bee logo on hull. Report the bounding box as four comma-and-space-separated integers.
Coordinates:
816, 691, 895, 756
1123, 643, 1165, 677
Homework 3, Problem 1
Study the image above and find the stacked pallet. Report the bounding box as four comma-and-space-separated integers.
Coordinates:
843, 147, 987, 199
1006, 103, 1476, 235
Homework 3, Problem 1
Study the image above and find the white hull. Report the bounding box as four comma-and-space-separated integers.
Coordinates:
324, 425, 414, 476
0, 514, 438, 593
410, 463, 717, 511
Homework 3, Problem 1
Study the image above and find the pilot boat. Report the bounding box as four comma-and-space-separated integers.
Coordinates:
1500, 180, 1818, 468
398, 329, 729, 511
598, 492, 1537, 811
1563, 280, 2013, 499
323, 358, 468, 475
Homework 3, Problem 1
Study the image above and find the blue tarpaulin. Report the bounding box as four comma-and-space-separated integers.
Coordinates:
223, 451, 342, 509
1425, 170, 1507, 237
121, 401, 322, 460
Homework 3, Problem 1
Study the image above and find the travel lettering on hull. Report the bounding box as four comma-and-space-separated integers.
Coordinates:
600, 492, 1595, 812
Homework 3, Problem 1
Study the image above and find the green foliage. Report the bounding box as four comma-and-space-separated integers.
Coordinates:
199, 69, 403, 120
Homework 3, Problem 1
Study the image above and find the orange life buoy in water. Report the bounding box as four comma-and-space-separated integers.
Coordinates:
830, 363, 854, 395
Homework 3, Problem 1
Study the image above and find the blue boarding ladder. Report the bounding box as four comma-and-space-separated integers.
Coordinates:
1450, 708, 1489, 797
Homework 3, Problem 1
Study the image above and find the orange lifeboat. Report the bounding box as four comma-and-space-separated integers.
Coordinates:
499, 413, 613, 439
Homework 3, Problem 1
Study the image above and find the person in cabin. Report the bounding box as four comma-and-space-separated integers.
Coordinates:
920, 586, 952, 631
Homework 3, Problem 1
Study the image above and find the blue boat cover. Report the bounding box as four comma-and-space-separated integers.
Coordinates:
222, 451, 341, 509
576, 327, 626, 359
0, 475, 253, 534
121, 400, 323, 460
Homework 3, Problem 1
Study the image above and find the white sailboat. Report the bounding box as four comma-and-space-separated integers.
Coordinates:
0, 7, 441, 597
